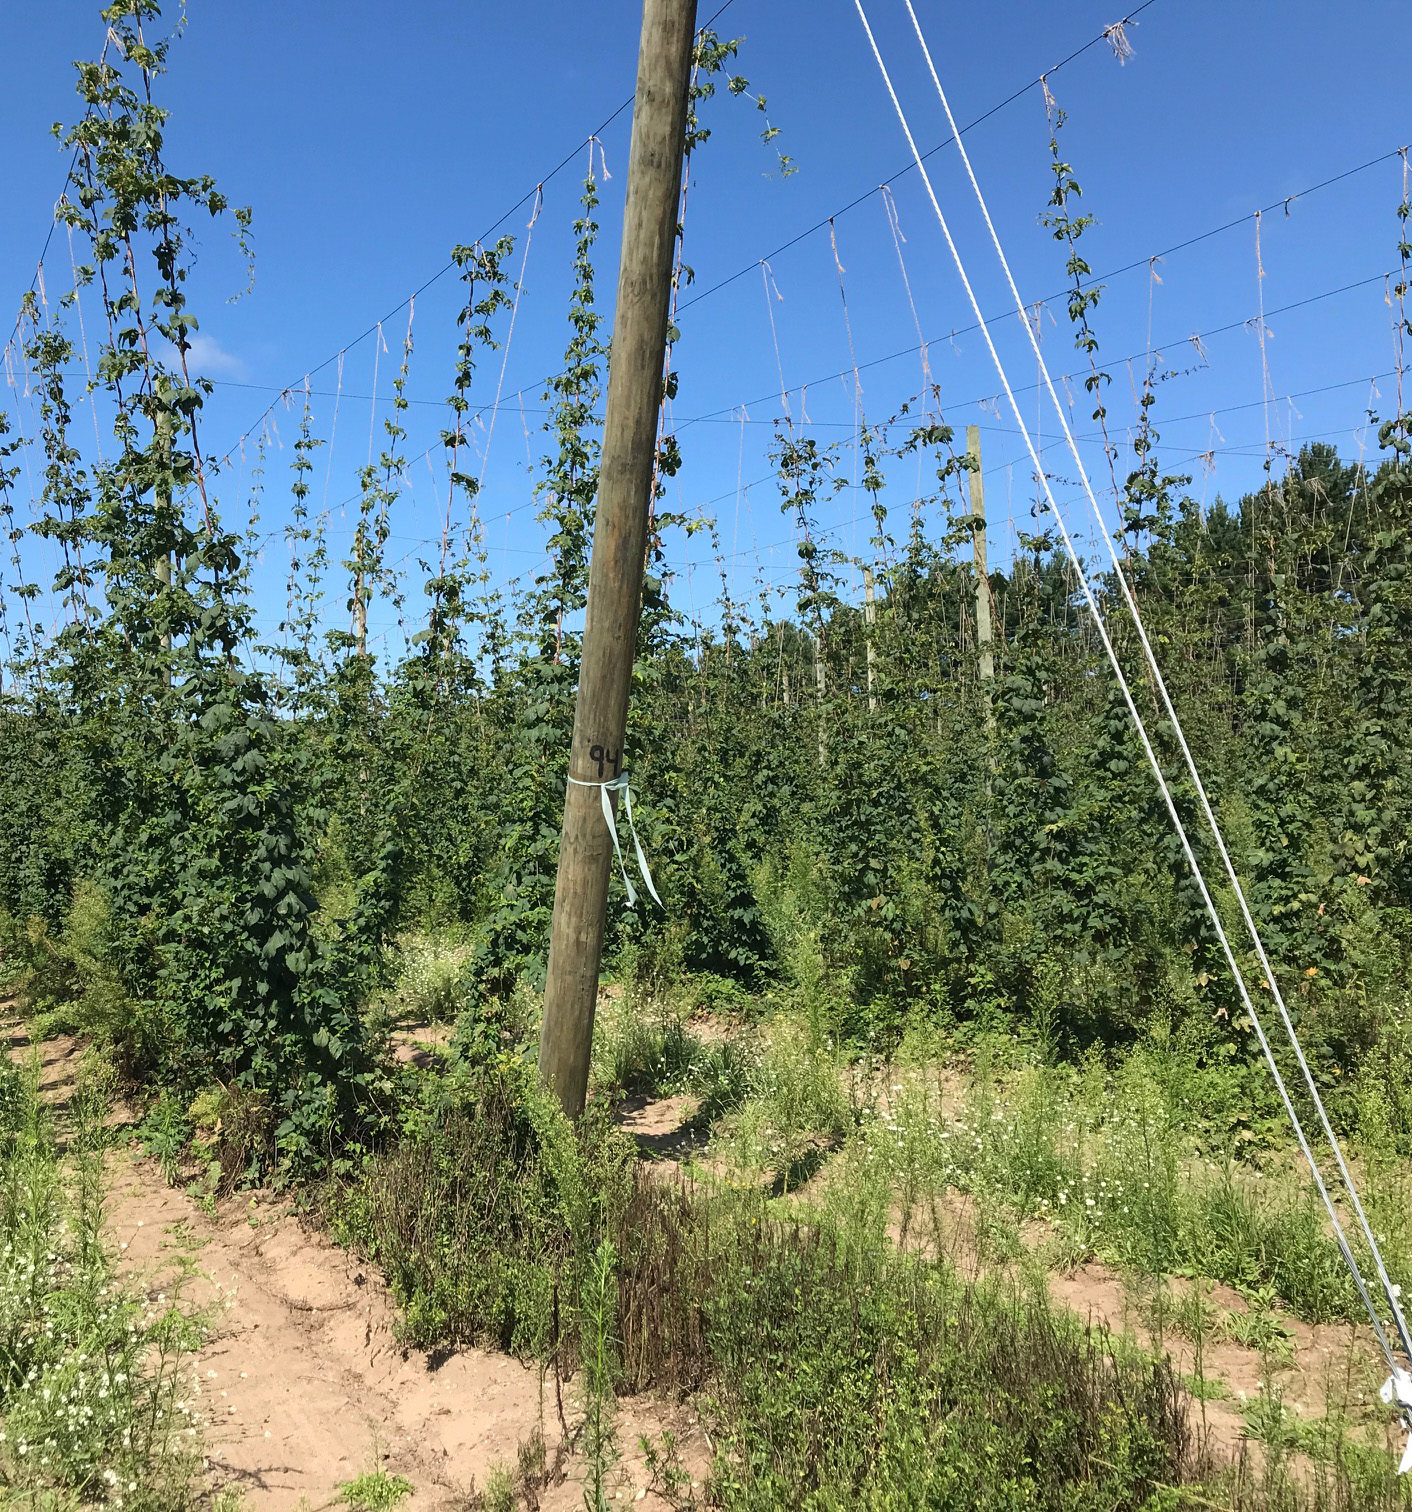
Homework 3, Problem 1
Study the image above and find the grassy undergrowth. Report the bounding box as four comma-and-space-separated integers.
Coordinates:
590, 949, 1412, 1333
328, 941, 1412, 1511
335, 1053, 1213, 1508
0, 1053, 201, 1508
14, 915, 1412, 1509
818, 1029, 1412, 1327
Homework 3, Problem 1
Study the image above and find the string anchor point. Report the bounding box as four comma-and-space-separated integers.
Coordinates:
1379, 1368, 1412, 1473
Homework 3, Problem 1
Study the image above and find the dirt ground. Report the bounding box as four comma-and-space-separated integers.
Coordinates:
13, 1024, 707, 1510
8, 1016, 1399, 1505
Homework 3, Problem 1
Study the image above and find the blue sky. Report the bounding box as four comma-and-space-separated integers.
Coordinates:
3, 1, 1411, 657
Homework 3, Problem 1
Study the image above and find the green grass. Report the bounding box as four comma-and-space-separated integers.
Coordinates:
591, 989, 756, 1120
397, 931, 474, 1023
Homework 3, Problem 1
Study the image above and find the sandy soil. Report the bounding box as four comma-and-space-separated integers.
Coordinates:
8, 1007, 1399, 1503
11, 1022, 707, 1511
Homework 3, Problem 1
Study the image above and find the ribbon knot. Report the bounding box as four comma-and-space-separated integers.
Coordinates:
567, 772, 663, 911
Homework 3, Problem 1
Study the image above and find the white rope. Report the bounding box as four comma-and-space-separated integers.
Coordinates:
566, 773, 663, 912
896, 0, 1412, 1379
852, 0, 1411, 1390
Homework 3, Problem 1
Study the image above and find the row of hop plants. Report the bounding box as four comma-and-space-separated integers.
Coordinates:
2, 0, 1412, 1175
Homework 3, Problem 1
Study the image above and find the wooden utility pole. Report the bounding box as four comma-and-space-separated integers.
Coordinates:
966, 425, 995, 688
538, 0, 698, 1118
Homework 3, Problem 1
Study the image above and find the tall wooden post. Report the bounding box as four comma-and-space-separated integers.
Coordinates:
538, 0, 698, 1118
813, 630, 827, 766
863, 566, 878, 712
966, 425, 994, 687
155, 407, 174, 684
350, 523, 369, 659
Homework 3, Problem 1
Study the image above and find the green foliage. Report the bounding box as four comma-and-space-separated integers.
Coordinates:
137, 1093, 192, 1185
0, 1, 384, 1178
330, 1054, 633, 1354
579, 1239, 620, 1512
591, 984, 754, 1117
702, 1241, 1195, 1510
383, 931, 473, 1025
25, 9, 1412, 1120
334, 1047, 1232, 1512
838, 1043, 1380, 1323
336, 1468, 415, 1511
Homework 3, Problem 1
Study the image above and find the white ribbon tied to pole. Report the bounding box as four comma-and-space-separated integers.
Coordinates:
567, 772, 664, 911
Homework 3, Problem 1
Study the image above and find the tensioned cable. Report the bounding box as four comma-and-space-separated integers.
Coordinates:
3, 147, 82, 360
198, 0, 738, 472
676, 1, 1161, 317
3, 31, 124, 360
12, 8, 1395, 505
190, 320, 1391, 451
894, 0, 1412, 1373
237, 416, 1376, 569
850, 0, 1408, 1376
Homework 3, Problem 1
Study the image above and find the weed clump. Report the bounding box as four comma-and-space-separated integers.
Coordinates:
331, 1054, 633, 1355
337, 1468, 415, 1511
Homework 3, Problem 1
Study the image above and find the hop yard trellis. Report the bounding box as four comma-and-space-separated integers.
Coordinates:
3, 0, 1412, 1478
854, 0, 1412, 1458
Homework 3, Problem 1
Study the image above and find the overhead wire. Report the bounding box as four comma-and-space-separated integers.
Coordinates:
675, 0, 1162, 317
185, 57, 1401, 483
8, 3, 1399, 554
680, 268, 1397, 431
174, 249, 1400, 596
199, 0, 739, 473
852, 0, 1412, 1389
102, 0, 1150, 489
7, 1, 1401, 734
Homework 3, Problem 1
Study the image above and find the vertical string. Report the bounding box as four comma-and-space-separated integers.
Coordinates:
759, 259, 790, 423
477, 187, 543, 493
880, 183, 933, 406
322, 350, 346, 517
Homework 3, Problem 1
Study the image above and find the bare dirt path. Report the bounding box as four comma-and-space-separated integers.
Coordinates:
10, 1022, 705, 1511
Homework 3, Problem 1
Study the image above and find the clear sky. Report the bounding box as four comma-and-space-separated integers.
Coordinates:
3, 1, 1411, 656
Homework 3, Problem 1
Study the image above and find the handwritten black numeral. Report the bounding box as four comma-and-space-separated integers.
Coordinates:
586, 743, 621, 779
